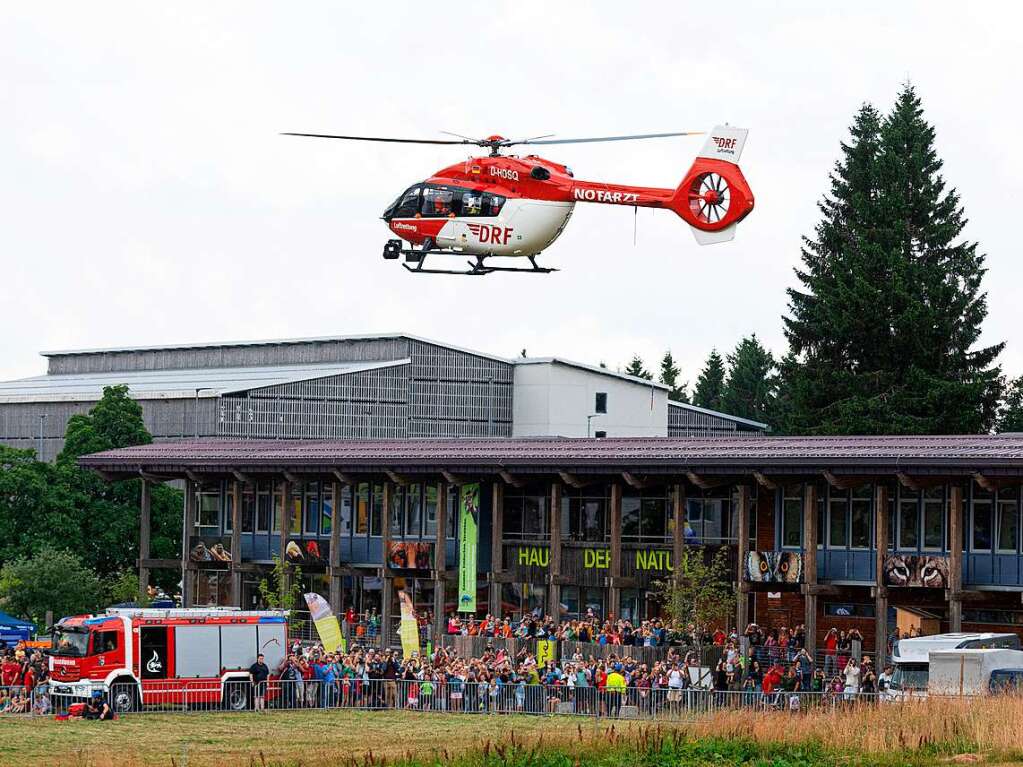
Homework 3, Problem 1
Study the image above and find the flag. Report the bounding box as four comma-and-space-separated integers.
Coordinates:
303, 593, 345, 653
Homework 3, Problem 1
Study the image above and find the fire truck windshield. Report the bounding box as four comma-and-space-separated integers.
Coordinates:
52, 629, 90, 657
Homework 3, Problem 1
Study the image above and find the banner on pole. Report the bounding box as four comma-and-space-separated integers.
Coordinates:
536, 638, 556, 666
398, 589, 420, 658
457, 483, 480, 613
303, 592, 345, 653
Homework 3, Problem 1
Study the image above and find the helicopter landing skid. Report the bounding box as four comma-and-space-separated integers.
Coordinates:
398, 249, 556, 276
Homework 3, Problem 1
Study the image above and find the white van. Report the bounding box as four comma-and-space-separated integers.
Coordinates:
888, 632, 1019, 698
928, 648, 1023, 696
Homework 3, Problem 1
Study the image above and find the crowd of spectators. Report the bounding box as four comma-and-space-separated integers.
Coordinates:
0, 646, 50, 715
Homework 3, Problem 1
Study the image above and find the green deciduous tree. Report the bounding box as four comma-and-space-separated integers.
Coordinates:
659, 351, 689, 403
692, 350, 727, 411
259, 556, 304, 619
624, 355, 653, 381
781, 86, 1003, 434
721, 335, 777, 424
0, 547, 105, 627
655, 546, 736, 638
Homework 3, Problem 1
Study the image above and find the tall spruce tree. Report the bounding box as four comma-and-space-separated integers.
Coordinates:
781, 86, 1003, 434
624, 355, 653, 380
721, 335, 777, 424
692, 349, 726, 411
998, 376, 1023, 433
659, 351, 689, 402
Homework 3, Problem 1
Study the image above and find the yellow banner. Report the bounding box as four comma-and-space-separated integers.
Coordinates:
536, 639, 556, 666
303, 592, 345, 653
398, 589, 420, 659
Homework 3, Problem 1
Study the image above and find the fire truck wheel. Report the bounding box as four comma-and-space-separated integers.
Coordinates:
224, 681, 249, 711
109, 680, 139, 713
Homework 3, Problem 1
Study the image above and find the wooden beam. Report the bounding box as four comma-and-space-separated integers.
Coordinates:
972, 472, 997, 493
283, 471, 301, 484
184, 470, 202, 484
558, 470, 586, 489
752, 471, 777, 490
896, 472, 945, 492
685, 471, 727, 491
622, 472, 648, 490
498, 470, 522, 489
230, 469, 250, 484
139, 470, 174, 483
822, 471, 858, 491
441, 470, 464, 486
385, 470, 408, 486
331, 469, 354, 485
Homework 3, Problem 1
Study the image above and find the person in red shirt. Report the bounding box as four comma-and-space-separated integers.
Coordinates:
1, 654, 21, 687
823, 628, 839, 677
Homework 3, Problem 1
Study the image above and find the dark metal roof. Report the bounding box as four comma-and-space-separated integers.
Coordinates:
78, 435, 1023, 479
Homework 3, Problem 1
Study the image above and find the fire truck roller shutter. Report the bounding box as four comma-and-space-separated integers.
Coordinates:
220, 624, 259, 671
257, 622, 287, 670
175, 625, 221, 678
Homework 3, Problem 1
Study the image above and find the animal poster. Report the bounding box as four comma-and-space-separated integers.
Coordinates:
883, 554, 949, 588
457, 483, 480, 613
388, 541, 434, 570
745, 551, 803, 583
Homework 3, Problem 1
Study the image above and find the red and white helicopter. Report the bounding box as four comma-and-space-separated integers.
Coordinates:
284, 126, 754, 275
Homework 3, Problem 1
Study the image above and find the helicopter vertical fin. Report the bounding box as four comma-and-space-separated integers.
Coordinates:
669, 126, 754, 245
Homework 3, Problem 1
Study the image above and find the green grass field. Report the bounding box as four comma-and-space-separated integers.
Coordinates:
4, 700, 1023, 767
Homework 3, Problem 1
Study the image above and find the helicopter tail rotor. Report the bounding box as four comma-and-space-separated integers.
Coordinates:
670, 126, 754, 245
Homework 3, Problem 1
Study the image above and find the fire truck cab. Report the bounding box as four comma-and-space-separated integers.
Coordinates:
49, 608, 287, 713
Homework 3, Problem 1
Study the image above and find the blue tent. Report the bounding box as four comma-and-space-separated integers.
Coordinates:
0, 611, 35, 645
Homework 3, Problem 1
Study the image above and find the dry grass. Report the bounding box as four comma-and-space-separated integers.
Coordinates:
2, 698, 1023, 766
688, 696, 1023, 757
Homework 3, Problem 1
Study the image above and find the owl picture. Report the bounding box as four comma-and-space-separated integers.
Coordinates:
746, 551, 803, 583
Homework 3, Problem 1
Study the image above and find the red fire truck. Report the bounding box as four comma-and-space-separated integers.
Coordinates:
48, 608, 288, 713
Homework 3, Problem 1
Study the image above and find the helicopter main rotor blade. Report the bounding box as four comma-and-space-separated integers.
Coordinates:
281, 132, 476, 145
507, 131, 704, 146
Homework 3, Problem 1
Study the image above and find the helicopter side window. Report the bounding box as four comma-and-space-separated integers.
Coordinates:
461, 191, 483, 217
483, 193, 505, 217
421, 187, 455, 217
391, 185, 422, 218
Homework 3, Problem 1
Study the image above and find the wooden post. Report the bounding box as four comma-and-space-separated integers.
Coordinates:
548, 481, 563, 621
488, 481, 503, 618
949, 484, 964, 633
380, 482, 393, 648
874, 484, 889, 669
672, 483, 686, 583
608, 482, 623, 619
181, 480, 196, 607
279, 479, 292, 602
735, 484, 751, 632
434, 482, 449, 646
329, 480, 344, 616
139, 478, 151, 602
231, 480, 242, 607
803, 483, 819, 658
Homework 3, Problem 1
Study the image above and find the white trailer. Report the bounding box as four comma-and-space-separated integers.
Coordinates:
887, 632, 1019, 698
928, 648, 1023, 696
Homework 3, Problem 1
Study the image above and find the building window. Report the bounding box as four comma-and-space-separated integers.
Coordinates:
370, 483, 384, 537
196, 485, 220, 530
304, 483, 320, 536
922, 487, 944, 551
389, 485, 404, 537
241, 488, 255, 533
850, 486, 872, 549
781, 485, 802, 548
424, 485, 438, 537
828, 493, 848, 548
898, 490, 919, 550
355, 483, 370, 536
997, 487, 1019, 553
595, 392, 607, 414
339, 486, 352, 537
320, 485, 332, 537
563, 492, 608, 542
406, 484, 422, 538
256, 483, 272, 533
594, 430, 607, 439
502, 491, 548, 540
447, 486, 459, 539
622, 492, 671, 542
972, 491, 993, 552
684, 491, 739, 545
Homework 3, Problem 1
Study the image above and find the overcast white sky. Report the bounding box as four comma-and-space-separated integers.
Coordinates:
3, 3, 1021, 389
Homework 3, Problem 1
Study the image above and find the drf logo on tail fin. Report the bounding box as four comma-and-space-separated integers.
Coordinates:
467, 223, 513, 245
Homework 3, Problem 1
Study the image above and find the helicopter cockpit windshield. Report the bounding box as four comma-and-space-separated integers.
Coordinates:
384, 184, 505, 220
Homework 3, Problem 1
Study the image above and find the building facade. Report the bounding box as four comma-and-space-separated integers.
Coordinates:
0, 334, 766, 461
79, 434, 1023, 666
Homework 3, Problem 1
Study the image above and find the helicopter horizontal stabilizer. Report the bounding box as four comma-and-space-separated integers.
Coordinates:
690, 223, 736, 245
